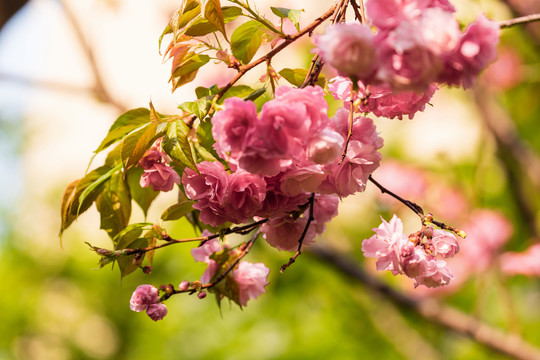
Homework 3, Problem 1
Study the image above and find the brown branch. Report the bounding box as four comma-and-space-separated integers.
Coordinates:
58, 0, 128, 113
499, 13, 540, 29
0, 72, 95, 95
309, 245, 540, 360
368, 175, 425, 216
213, 2, 339, 103
472, 87, 540, 238
280, 193, 316, 272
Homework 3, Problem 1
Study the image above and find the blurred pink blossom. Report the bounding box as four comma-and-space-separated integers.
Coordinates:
500, 244, 540, 277
233, 261, 270, 306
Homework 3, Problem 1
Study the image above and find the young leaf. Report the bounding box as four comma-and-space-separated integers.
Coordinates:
202, 0, 226, 37
95, 172, 132, 239
114, 222, 152, 249
170, 53, 211, 91
117, 238, 149, 278
121, 123, 158, 171
159, 0, 201, 52
60, 166, 113, 236
184, 6, 242, 37
279, 68, 325, 87
126, 167, 159, 217
161, 200, 196, 221
163, 120, 197, 171
77, 163, 122, 214
244, 87, 266, 102
270, 7, 303, 31
230, 20, 265, 64
95, 108, 150, 154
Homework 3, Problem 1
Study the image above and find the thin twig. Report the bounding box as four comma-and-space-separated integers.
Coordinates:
309, 245, 540, 360
499, 13, 540, 29
339, 89, 355, 164
212, 2, 338, 104
368, 175, 425, 216
280, 193, 316, 272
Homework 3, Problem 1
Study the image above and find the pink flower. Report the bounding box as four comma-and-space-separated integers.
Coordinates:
329, 77, 437, 120
431, 229, 459, 257
414, 259, 454, 288
146, 303, 168, 321
500, 244, 540, 277
233, 261, 270, 306
182, 161, 229, 227
306, 129, 344, 165
362, 215, 410, 275
274, 86, 330, 133
139, 139, 180, 192
315, 22, 377, 80
130, 285, 159, 312
438, 14, 500, 88
373, 161, 428, 201
256, 174, 309, 219
279, 163, 326, 196
140, 162, 181, 192
191, 238, 223, 283
261, 216, 316, 251
221, 171, 266, 223
212, 97, 258, 159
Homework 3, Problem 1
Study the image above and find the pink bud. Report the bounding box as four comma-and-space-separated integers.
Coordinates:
146, 303, 168, 321
198, 291, 207, 299
178, 281, 189, 291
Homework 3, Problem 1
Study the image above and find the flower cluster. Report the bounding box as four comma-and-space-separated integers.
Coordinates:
129, 285, 168, 321
139, 138, 181, 192
328, 76, 437, 120
316, 0, 500, 91
362, 215, 459, 288
183, 85, 383, 250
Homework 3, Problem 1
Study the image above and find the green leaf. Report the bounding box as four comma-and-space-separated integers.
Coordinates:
171, 53, 210, 78
230, 20, 265, 64
121, 123, 158, 171
179, 97, 209, 120
279, 68, 325, 87
126, 167, 159, 217
271, 7, 303, 31
202, 0, 226, 37
117, 238, 148, 278
243, 87, 266, 102
184, 6, 242, 37
77, 164, 122, 214
163, 120, 197, 171
95, 172, 132, 239
60, 166, 113, 237
170, 53, 211, 91
114, 222, 152, 249
95, 108, 150, 154
159, 0, 201, 51
218, 85, 255, 102
161, 200, 196, 221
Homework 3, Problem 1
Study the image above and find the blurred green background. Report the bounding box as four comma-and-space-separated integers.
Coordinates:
1, 0, 540, 359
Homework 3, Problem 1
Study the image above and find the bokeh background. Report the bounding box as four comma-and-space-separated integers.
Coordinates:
1, 0, 539, 359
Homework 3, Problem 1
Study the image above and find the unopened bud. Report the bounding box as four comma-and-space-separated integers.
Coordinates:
178, 280, 189, 291
197, 291, 207, 299
142, 266, 152, 274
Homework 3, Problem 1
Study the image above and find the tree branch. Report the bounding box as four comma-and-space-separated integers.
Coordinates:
499, 13, 540, 29
309, 245, 540, 360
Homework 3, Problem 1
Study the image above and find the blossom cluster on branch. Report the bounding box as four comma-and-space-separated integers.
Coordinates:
58, 0, 539, 322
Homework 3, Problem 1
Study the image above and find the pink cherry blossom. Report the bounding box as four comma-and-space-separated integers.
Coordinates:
261, 216, 316, 251
212, 97, 258, 159
306, 129, 344, 165
139, 139, 181, 192
279, 163, 326, 196
438, 14, 500, 88
373, 161, 428, 201
140, 162, 181, 192
256, 174, 310, 219
328, 77, 437, 120
233, 261, 270, 306
146, 303, 168, 321
315, 22, 377, 80
274, 86, 330, 133
221, 171, 266, 223
362, 215, 410, 275
191, 238, 223, 284
500, 244, 540, 277
130, 285, 159, 312
414, 259, 454, 288
431, 229, 459, 257
182, 161, 229, 226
